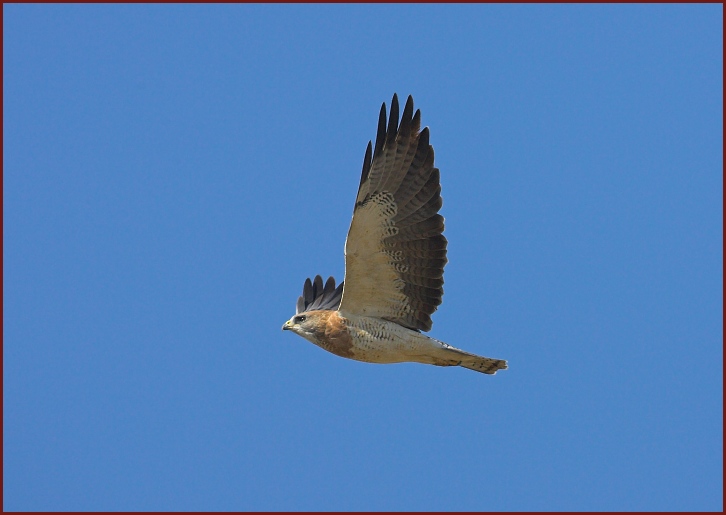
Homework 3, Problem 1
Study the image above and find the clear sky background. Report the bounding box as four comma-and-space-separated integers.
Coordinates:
3, 4, 722, 511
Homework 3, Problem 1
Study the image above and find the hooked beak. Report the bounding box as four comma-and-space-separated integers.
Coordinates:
282, 320, 292, 331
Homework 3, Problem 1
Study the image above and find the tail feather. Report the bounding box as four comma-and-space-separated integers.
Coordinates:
429, 341, 508, 375
458, 355, 508, 375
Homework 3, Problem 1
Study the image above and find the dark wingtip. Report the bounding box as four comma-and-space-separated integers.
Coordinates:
303, 277, 313, 305
374, 101, 387, 159
313, 275, 323, 297
398, 95, 414, 139
297, 275, 344, 313
412, 109, 421, 132
359, 141, 372, 188
419, 126, 430, 149
403, 95, 413, 118
386, 94, 399, 146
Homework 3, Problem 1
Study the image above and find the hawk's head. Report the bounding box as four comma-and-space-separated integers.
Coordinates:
282, 312, 325, 344
282, 275, 343, 345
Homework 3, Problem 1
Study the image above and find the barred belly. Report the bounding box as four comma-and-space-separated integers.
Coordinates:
339, 311, 446, 364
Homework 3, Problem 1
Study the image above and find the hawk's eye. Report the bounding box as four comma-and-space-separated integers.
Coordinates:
294, 315, 306, 324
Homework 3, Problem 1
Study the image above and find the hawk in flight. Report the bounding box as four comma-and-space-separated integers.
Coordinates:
282, 94, 507, 375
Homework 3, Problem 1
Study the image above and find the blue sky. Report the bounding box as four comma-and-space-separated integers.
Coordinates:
3, 4, 722, 511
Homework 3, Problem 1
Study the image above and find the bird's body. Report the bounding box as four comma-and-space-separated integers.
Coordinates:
294, 309, 506, 374
282, 94, 507, 375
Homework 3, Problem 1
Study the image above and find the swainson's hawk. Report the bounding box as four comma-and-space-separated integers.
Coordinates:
282, 94, 507, 375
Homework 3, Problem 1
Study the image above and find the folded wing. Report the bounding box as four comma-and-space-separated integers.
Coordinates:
339, 94, 447, 332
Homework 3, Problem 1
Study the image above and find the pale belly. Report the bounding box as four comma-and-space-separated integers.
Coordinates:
339, 312, 449, 365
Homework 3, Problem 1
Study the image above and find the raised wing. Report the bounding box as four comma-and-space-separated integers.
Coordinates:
339, 94, 447, 332
296, 275, 344, 314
